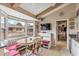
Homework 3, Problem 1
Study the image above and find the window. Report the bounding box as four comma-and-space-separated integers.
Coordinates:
0, 11, 27, 48
27, 23, 34, 36
7, 18, 25, 38
9, 27, 13, 31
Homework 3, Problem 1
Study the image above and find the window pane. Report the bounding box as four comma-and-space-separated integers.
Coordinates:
27, 23, 34, 36
7, 18, 25, 38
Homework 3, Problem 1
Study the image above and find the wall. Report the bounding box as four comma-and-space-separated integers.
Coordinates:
40, 4, 76, 49
76, 4, 79, 11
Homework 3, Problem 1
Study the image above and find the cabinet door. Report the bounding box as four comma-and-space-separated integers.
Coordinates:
71, 39, 79, 56
75, 42, 79, 56
71, 43, 75, 55
71, 40, 77, 56
75, 46, 79, 56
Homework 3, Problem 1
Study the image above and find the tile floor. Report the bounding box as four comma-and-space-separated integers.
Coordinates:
38, 41, 71, 56
0, 41, 71, 56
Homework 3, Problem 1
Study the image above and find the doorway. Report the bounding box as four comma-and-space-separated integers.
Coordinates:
56, 20, 67, 49
56, 20, 67, 41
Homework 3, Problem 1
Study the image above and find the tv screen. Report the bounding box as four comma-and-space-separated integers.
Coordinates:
41, 23, 51, 30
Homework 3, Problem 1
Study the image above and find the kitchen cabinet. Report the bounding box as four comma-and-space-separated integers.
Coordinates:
75, 40, 79, 56
71, 39, 79, 56
76, 45, 79, 55
71, 39, 76, 56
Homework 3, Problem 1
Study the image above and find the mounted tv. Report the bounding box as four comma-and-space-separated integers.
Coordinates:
41, 23, 51, 30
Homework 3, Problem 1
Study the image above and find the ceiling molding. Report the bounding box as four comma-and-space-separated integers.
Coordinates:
20, 3, 56, 15
11, 3, 36, 18
11, 3, 21, 8
13, 6, 36, 18
0, 3, 70, 20
0, 3, 36, 18
37, 3, 70, 18
0, 5, 38, 21
36, 3, 63, 18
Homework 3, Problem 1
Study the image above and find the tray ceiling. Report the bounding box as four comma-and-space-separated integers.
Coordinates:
19, 3, 56, 15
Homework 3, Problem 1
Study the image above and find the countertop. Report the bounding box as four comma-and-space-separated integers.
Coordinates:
69, 34, 79, 42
